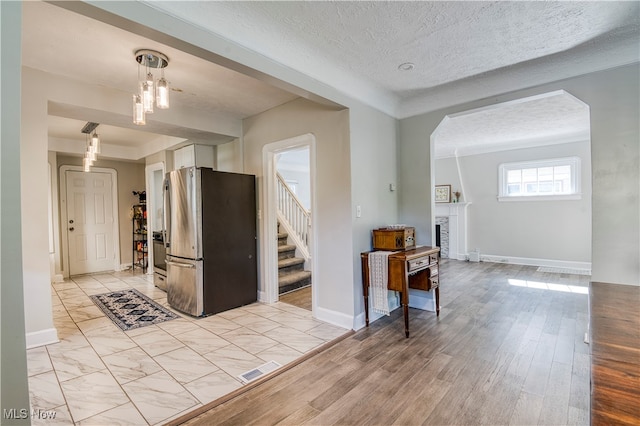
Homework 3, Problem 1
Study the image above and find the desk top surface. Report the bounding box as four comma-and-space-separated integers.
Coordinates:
361, 246, 440, 260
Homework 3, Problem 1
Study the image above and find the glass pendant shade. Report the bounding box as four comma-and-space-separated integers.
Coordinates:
156, 77, 170, 109
133, 50, 169, 125
83, 156, 91, 172
133, 94, 146, 125
141, 80, 154, 114
91, 133, 100, 154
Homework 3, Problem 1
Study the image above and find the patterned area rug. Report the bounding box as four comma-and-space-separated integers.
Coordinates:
90, 288, 179, 331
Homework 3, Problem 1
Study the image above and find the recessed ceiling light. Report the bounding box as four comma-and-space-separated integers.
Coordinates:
398, 62, 415, 71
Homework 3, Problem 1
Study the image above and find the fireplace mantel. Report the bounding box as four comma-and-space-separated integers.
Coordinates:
435, 202, 471, 260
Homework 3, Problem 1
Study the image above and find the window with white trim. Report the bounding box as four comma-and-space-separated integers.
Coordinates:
498, 157, 581, 201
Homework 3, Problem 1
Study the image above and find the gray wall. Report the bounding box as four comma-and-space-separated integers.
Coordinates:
242, 98, 399, 326
400, 64, 639, 285
435, 157, 464, 202
217, 139, 243, 173
242, 98, 355, 317
349, 103, 400, 320
454, 141, 591, 263
1, 1, 31, 419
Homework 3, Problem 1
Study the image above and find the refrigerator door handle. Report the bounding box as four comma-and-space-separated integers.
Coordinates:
166, 260, 195, 269
163, 177, 171, 248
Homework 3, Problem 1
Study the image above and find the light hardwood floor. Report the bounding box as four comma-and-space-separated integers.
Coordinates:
279, 286, 312, 311
175, 260, 590, 425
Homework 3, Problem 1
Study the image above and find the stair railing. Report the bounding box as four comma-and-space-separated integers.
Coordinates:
276, 172, 310, 260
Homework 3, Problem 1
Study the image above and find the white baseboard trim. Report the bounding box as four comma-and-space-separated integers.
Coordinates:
52, 274, 64, 283
314, 306, 353, 331
408, 289, 436, 312
354, 311, 367, 330
119, 263, 132, 271
258, 290, 269, 303
26, 328, 59, 349
355, 293, 402, 330
479, 254, 591, 272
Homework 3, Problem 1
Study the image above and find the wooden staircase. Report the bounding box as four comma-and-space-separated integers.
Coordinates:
278, 223, 311, 294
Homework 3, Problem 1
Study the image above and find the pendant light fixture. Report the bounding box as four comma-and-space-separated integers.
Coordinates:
81, 122, 100, 172
133, 49, 169, 125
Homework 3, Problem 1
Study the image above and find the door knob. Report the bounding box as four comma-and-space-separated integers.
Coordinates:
69, 227, 74, 231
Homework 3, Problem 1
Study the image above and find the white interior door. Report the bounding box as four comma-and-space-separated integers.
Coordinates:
66, 170, 115, 275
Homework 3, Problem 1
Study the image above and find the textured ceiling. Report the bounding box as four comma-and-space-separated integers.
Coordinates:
20, 1, 640, 159
149, 1, 640, 116
434, 91, 590, 158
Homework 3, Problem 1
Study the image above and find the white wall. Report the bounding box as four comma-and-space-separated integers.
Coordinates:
457, 141, 591, 265
400, 64, 639, 286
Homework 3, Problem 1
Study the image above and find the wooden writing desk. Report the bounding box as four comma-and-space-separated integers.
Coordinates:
361, 246, 440, 337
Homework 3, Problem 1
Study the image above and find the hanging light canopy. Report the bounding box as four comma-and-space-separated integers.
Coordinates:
133, 49, 170, 125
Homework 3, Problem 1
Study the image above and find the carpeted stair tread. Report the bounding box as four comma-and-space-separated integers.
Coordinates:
278, 257, 305, 269
278, 244, 296, 253
278, 270, 312, 287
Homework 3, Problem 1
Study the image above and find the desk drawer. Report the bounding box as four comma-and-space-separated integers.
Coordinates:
429, 276, 439, 289
408, 256, 430, 272
408, 268, 438, 291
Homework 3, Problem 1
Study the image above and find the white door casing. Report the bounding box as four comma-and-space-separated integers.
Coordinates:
145, 161, 166, 275
60, 166, 120, 276
261, 133, 317, 310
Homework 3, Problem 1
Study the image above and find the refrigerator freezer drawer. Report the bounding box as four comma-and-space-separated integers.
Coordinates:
153, 271, 167, 292
166, 257, 203, 316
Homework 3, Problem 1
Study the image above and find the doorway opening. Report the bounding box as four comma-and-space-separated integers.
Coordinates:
430, 90, 592, 271
59, 166, 120, 277
261, 134, 316, 313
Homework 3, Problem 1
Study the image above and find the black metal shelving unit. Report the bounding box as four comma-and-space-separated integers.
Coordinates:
132, 204, 148, 273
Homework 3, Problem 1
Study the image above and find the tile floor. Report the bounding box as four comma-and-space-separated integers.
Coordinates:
27, 271, 348, 425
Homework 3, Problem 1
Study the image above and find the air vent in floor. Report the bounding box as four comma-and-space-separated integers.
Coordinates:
238, 360, 282, 384
537, 266, 591, 276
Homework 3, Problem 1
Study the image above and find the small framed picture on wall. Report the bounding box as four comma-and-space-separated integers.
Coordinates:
435, 185, 451, 203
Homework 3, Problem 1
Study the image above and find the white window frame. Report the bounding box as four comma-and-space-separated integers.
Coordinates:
498, 156, 581, 202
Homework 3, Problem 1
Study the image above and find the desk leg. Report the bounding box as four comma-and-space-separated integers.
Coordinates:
404, 303, 409, 338
435, 287, 440, 317
362, 256, 370, 327
364, 294, 370, 326
399, 290, 410, 338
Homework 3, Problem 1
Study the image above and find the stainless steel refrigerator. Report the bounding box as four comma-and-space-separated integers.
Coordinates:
164, 167, 257, 317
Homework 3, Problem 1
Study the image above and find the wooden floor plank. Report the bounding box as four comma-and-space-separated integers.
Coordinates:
175, 260, 598, 426
508, 391, 544, 425
590, 282, 640, 426
279, 286, 311, 311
